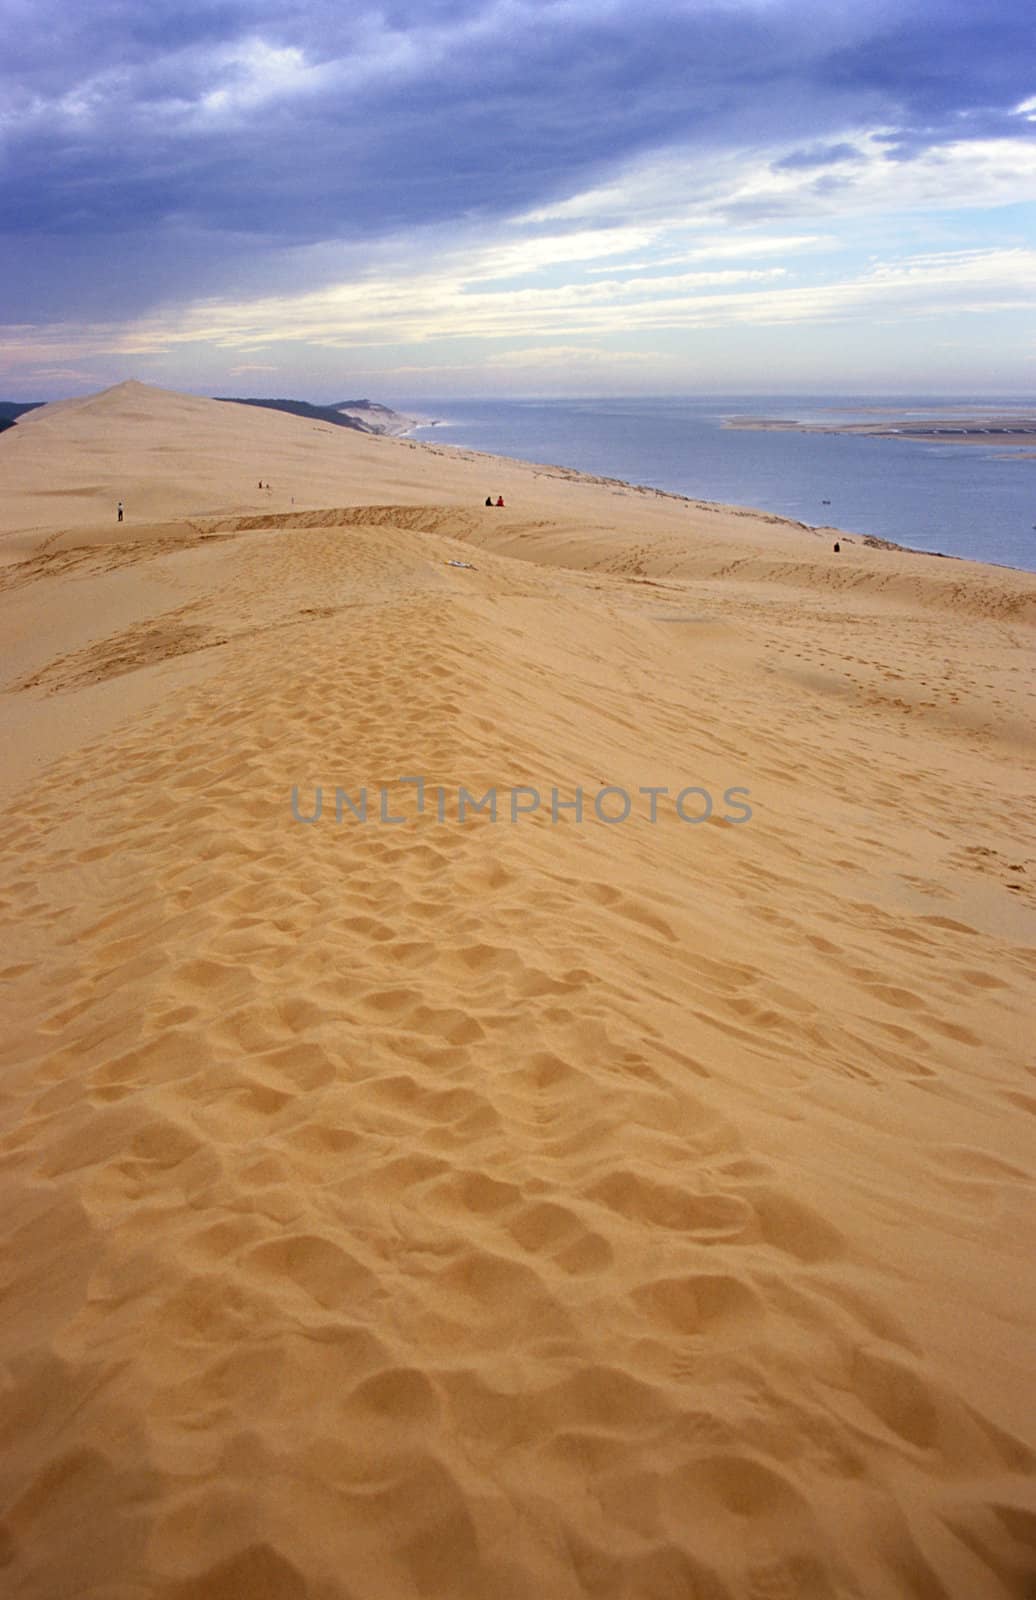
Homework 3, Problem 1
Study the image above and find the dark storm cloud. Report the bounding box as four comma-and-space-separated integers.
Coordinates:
773, 142, 863, 171
1, 0, 1033, 319
822, 7, 1036, 157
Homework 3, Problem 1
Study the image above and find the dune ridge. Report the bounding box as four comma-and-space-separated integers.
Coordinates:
1, 384, 1034, 1598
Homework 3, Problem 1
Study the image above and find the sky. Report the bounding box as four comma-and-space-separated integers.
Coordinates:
2, 0, 1035, 401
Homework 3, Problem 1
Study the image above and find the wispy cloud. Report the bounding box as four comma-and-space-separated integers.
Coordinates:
4, 245, 1033, 377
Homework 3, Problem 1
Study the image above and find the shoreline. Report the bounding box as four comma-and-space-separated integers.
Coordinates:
406, 409, 1036, 574
3, 389, 1032, 577
410, 435, 1016, 573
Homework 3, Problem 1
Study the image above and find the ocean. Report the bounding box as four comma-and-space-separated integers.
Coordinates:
400, 395, 1036, 573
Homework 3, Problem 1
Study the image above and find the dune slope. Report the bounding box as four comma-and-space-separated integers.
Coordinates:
1, 385, 1034, 1599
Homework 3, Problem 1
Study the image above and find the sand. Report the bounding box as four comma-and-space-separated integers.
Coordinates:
725, 413, 1036, 448
1, 381, 1034, 1600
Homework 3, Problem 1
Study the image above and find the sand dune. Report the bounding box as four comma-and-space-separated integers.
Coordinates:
1, 383, 1034, 1598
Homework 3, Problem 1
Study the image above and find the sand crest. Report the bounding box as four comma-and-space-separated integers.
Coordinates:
1, 383, 1034, 1599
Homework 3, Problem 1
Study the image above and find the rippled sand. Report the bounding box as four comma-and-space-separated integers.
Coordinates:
1, 383, 1034, 1599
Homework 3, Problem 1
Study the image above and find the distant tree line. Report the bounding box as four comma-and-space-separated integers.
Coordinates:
0, 401, 45, 434
214, 397, 376, 432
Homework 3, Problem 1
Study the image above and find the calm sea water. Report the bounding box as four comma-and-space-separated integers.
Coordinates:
400, 395, 1036, 573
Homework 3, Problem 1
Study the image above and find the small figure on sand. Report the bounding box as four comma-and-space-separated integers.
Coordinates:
496, 495, 505, 508
117, 501, 124, 523
833, 541, 840, 553
485, 496, 493, 506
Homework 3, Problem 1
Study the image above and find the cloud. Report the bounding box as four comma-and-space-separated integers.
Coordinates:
773, 142, 863, 171
491, 344, 657, 368
2, 0, 1034, 326
25, 366, 106, 384
4, 243, 1031, 383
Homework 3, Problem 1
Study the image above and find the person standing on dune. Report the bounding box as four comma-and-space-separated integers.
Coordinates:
117, 501, 123, 523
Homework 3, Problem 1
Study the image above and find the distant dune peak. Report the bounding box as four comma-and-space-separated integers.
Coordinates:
30, 379, 211, 421
85, 378, 184, 403
5, 382, 420, 440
